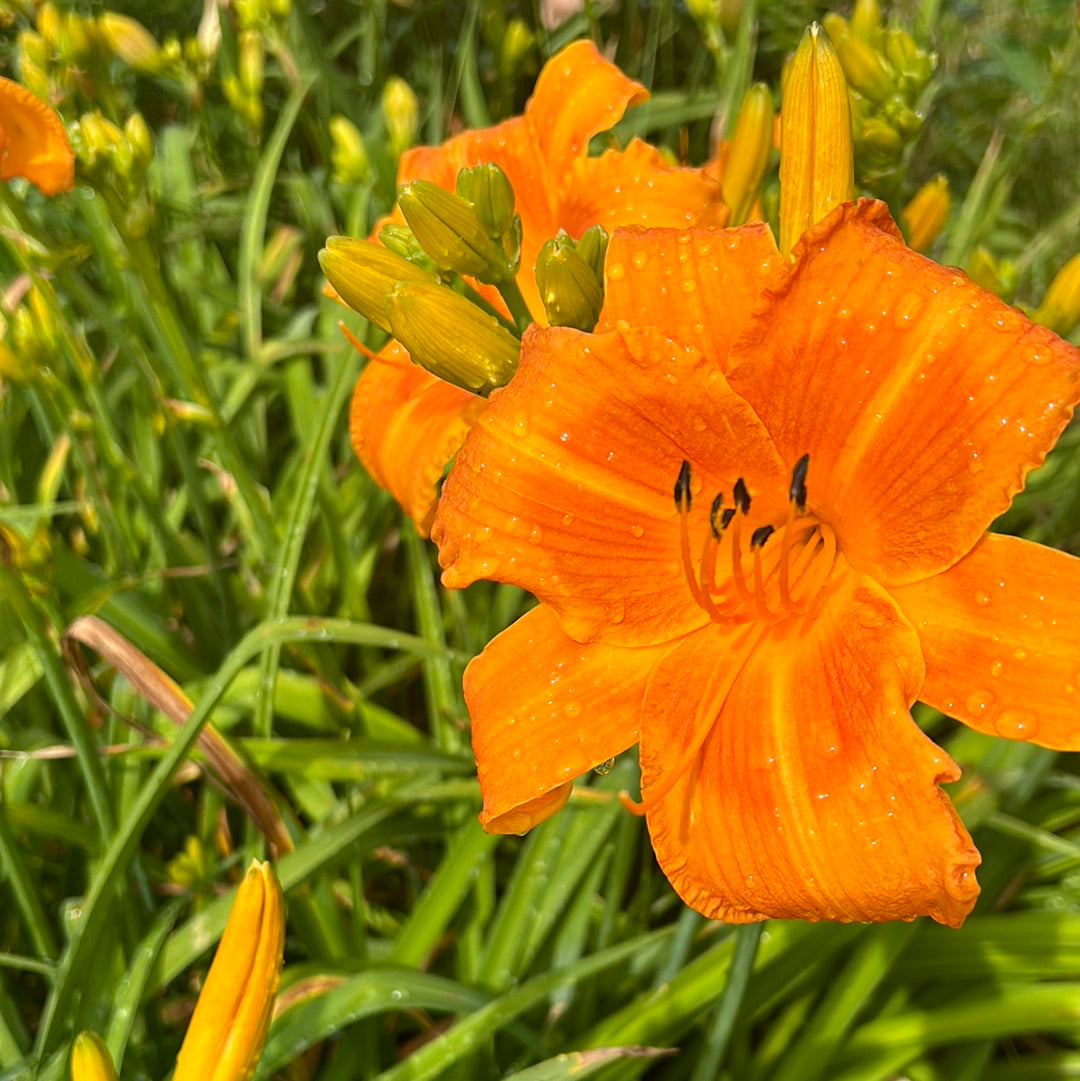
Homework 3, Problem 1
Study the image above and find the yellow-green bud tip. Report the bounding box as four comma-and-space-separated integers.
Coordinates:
1033, 252, 1080, 337
535, 232, 605, 331
900, 174, 949, 253
71, 1033, 118, 1081
722, 83, 775, 226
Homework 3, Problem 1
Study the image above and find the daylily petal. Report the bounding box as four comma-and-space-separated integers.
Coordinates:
892, 532, 1080, 750
726, 199, 1080, 587
433, 323, 788, 645
641, 560, 980, 926
0, 77, 74, 195
349, 342, 486, 535
526, 39, 648, 197
468, 604, 660, 833
559, 139, 731, 239
596, 221, 783, 364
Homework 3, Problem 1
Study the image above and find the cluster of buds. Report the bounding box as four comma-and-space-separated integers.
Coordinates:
535, 226, 608, 331
18, 5, 192, 107
71, 110, 154, 233
321, 162, 545, 396
820, 0, 935, 195
0, 282, 58, 384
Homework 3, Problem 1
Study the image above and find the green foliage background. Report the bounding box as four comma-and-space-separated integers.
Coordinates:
1, 1, 1079, 1079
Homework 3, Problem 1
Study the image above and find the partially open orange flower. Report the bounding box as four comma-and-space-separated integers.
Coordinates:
0, 76, 74, 195
348, 40, 730, 533
432, 199, 1080, 927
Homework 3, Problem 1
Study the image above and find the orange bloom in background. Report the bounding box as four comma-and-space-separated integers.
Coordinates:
0, 76, 74, 195
348, 39, 730, 533
432, 199, 1080, 928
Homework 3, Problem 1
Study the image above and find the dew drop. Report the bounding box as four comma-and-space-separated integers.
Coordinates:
528, 525, 544, 545
989, 660, 1004, 677
1029, 346, 1051, 366
561, 513, 575, 527
630, 524, 645, 538
564, 700, 582, 719
631, 251, 648, 270
608, 262, 626, 282
994, 708, 1039, 739
965, 688, 995, 715
974, 591, 991, 606
1013, 647, 1029, 662
609, 601, 626, 624
594, 757, 615, 775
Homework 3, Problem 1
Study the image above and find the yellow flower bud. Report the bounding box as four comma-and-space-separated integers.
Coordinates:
966, 246, 1015, 298
535, 233, 604, 331
173, 861, 285, 1081
829, 24, 893, 104
78, 112, 124, 167
900, 174, 949, 252
398, 180, 507, 283
98, 13, 163, 75
387, 281, 520, 395
36, 3, 63, 49
382, 76, 419, 159
124, 113, 154, 173
329, 115, 370, 185
70, 1032, 118, 1081
456, 164, 516, 242
1033, 253, 1080, 337
319, 236, 435, 331
501, 19, 534, 74
238, 30, 264, 97
779, 23, 854, 257
721, 82, 775, 226
849, 0, 882, 46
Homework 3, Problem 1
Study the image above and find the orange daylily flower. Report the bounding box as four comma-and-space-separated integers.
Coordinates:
432, 199, 1080, 928
0, 76, 74, 195
348, 39, 730, 533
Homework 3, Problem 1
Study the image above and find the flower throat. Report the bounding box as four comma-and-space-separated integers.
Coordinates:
675, 453, 837, 626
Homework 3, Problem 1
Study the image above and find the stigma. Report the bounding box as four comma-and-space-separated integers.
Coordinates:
675, 455, 836, 626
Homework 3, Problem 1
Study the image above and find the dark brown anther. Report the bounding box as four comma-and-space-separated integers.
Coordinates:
720, 507, 736, 530
789, 453, 810, 513
733, 477, 751, 514
750, 524, 775, 549
674, 460, 692, 512
709, 493, 724, 538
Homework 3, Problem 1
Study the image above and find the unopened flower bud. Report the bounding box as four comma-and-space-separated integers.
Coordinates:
172, 861, 284, 1081
382, 76, 419, 158
501, 19, 534, 74
535, 233, 605, 331
779, 23, 854, 256
456, 164, 515, 240
967, 246, 1015, 298
70, 1032, 118, 1081
387, 281, 520, 395
77, 112, 123, 169
832, 27, 893, 104
98, 13, 163, 74
1033, 253, 1080, 337
319, 236, 435, 331
124, 113, 154, 172
399, 180, 508, 283
722, 82, 775, 226
901, 174, 949, 252
575, 224, 609, 279
329, 115, 370, 185
36, 3, 63, 49
238, 30, 264, 97
849, 0, 882, 46
377, 223, 434, 266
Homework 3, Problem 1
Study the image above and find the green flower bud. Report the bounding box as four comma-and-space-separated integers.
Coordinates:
575, 225, 609, 279
387, 281, 520, 395
535, 233, 604, 331
319, 236, 436, 331
399, 179, 509, 283
329, 115, 370, 185
382, 76, 419, 158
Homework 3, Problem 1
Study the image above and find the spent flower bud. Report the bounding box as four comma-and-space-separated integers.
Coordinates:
387, 281, 520, 395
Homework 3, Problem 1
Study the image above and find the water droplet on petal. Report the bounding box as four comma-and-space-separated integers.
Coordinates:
989, 660, 1004, 677
1013, 647, 1029, 662
630, 524, 645, 538
974, 591, 991, 606
609, 601, 626, 624
561, 513, 575, 527
965, 688, 995, 715
564, 700, 582, 719
631, 251, 648, 270
994, 708, 1039, 739
608, 262, 626, 282
528, 525, 544, 544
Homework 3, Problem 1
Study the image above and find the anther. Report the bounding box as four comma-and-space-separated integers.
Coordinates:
750, 524, 775, 549
708, 492, 724, 538
719, 507, 736, 530
733, 477, 751, 514
674, 460, 692, 512
789, 453, 810, 513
